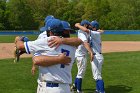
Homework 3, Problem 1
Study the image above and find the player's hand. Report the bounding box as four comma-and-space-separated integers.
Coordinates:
75, 23, 80, 28
14, 36, 21, 44
58, 53, 71, 65
31, 65, 36, 75
48, 36, 63, 48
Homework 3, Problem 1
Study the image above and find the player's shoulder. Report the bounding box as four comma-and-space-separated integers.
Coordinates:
33, 36, 49, 44
37, 31, 47, 39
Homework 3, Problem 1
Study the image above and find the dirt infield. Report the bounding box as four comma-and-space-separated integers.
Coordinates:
0, 43, 32, 59
0, 41, 140, 59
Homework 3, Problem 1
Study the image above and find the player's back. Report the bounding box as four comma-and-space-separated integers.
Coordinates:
24, 36, 76, 84
75, 30, 88, 57
39, 39, 76, 84
90, 30, 102, 53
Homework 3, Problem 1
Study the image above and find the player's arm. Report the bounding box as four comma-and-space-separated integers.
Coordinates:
16, 39, 71, 66
33, 53, 71, 67
16, 40, 71, 67
83, 42, 94, 61
48, 37, 82, 48
75, 23, 90, 33
97, 29, 104, 33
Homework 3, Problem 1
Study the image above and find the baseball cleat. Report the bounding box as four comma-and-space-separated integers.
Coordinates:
71, 84, 77, 91
94, 90, 99, 93
14, 47, 20, 63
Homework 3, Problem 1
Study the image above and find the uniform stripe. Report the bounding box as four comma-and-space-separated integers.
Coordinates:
25, 42, 30, 54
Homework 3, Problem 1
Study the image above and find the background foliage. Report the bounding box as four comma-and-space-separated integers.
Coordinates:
0, 0, 140, 30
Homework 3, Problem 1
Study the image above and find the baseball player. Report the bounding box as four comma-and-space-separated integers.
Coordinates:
75, 20, 105, 93
15, 19, 82, 93
14, 17, 74, 93
70, 20, 93, 93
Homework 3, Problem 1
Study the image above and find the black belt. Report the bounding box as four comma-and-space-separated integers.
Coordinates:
46, 82, 59, 87
93, 53, 102, 55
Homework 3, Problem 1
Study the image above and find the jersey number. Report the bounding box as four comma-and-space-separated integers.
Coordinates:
60, 49, 70, 68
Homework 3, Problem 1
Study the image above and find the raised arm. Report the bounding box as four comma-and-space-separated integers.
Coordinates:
97, 29, 104, 34
83, 42, 94, 62
75, 23, 90, 33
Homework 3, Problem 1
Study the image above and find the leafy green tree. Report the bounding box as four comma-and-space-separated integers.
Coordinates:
0, 0, 7, 30
0, 0, 139, 30
7, 0, 38, 30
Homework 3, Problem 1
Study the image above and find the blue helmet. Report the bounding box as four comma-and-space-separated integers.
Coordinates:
40, 19, 53, 32
80, 20, 90, 26
47, 19, 64, 33
61, 21, 73, 31
40, 15, 55, 32
44, 15, 54, 23
91, 20, 99, 30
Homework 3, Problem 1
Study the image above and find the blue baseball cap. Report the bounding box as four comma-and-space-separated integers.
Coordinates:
40, 19, 53, 32
80, 20, 90, 26
40, 15, 54, 32
47, 19, 64, 33
91, 20, 99, 30
61, 21, 73, 31
44, 15, 54, 23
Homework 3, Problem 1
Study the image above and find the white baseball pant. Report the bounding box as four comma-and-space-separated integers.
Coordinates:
76, 56, 87, 78
91, 53, 104, 80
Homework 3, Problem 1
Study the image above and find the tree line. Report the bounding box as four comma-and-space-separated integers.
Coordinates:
0, 0, 140, 30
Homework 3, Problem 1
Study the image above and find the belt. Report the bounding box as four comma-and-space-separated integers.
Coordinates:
46, 82, 59, 87
93, 53, 102, 55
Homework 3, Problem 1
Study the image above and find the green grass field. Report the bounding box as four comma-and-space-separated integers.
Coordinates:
0, 51, 140, 93
101, 34, 140, 41
0, 35, 38, 43
1, 34, 140, 43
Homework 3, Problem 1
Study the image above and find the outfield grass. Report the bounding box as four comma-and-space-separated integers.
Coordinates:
70, 34, 140, 41
0, 35, 38, 43
101, 34, 140, 41
0, 58, 37, 93
0, 51, 140, 93
1, 34, 140, 43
